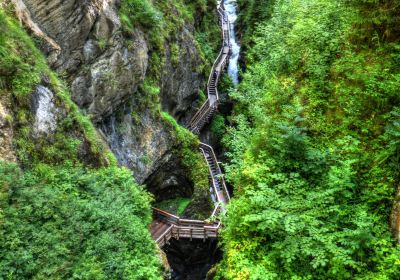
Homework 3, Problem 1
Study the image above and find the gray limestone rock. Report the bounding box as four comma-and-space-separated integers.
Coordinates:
31, 85, 59, 137
17, 0, 209, 197
160, 27, 204, 123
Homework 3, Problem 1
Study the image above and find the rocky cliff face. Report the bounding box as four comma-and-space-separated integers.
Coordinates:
13, 0, 210, 191
18, 0, 147, 121
98, 103, 176, 185
160, 26, 204, 124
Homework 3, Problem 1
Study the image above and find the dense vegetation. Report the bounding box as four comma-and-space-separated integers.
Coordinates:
5, 0, 400, 278
217, 0, 400, 279
0, 162, 161, 279
0, 10, 162, 279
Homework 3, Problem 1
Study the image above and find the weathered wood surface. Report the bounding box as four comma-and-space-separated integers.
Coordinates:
151, 208, 220, 245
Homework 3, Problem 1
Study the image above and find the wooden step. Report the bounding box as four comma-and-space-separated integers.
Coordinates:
151, 220, 171, 240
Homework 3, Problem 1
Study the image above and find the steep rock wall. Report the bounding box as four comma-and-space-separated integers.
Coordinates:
160, 27, 203, 124
19, 0, 147, 121
12, 0, 212, 195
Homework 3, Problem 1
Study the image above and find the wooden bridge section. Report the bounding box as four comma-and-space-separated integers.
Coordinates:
151, 208, 220, 247
151, 0, 232, 247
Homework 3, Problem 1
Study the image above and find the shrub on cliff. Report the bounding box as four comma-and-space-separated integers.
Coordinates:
0, 162, 162, 279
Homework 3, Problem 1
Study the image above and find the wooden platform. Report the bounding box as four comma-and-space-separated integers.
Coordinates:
151, 209, 221, 247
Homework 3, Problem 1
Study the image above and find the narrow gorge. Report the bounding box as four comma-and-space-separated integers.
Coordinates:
1, 0, 400, 279
1, 0, 241, 278
151, 1, 240, 278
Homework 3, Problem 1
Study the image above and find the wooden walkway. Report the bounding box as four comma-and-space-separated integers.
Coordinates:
151, 208, 220, 247
187, 2, 231, 134
151, 0, 232, 247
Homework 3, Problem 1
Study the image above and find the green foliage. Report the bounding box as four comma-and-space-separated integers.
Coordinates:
217, 0, 400, 279
218, 73, 235, 93
211, 114, 226, 142
161, 112, 208, 189
194, 8, 221, 75
170, 43, 180, 66
155, 197, 192, 216
0, 161, 161, 279
198, 89, 207, 103
119, 0, 162, 33
0, 12, 45, 97
346, 0, 400, 45
235, 0, 276, 54
136, 79, 161, 114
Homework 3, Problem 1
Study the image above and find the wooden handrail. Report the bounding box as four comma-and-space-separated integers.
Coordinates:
187, 99, 211, 130
200, 146, 222, 204
211, 205, 220, 217
153, 207, 219, 227
152, 207, 180, 223
155, 225, 174, 245
200, 143, 230, 202
187, 2, 231, 133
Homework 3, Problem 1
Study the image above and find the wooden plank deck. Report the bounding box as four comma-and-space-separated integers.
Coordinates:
151, 220, 171, 240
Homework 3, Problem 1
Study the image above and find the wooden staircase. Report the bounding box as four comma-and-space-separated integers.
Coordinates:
151, 0, 232, 247
200, 143, 230, 206
187, 1, 231, 134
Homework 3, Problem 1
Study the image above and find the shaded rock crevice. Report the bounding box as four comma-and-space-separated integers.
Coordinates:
160, 26, 204, 124
164, 239, 222, 280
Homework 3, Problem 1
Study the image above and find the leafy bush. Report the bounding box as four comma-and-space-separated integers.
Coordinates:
119, 0, 162, 33
0, 162, 162, 279
217, 0, 400, 279
211, 114, 226, 142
